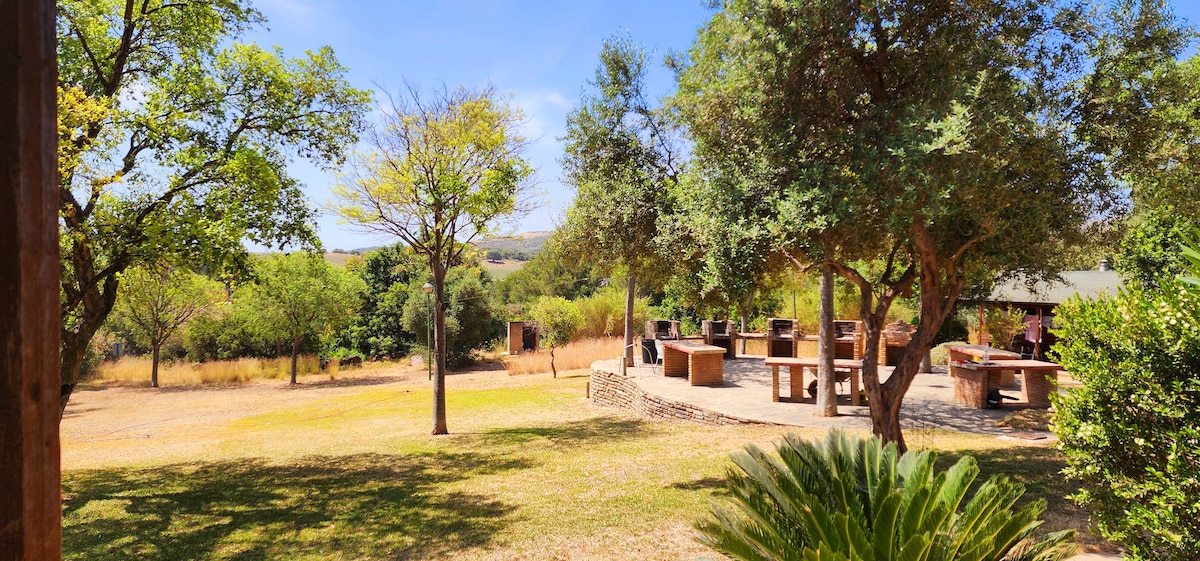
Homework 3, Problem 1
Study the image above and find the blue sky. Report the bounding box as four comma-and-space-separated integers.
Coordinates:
244, 0, 1200, 252
244, 0, 715, 251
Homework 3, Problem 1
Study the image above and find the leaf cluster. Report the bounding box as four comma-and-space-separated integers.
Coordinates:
698, 430, 1076, 561
1051, 279, 1200, 560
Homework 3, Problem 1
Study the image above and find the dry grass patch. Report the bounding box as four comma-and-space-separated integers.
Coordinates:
92, 355, 324, 386
504, 337, 623, 375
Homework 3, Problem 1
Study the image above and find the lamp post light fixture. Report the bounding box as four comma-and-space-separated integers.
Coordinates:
423, 282, 433, 381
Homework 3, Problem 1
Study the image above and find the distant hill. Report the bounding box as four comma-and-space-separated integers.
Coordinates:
475, 231, 552, 255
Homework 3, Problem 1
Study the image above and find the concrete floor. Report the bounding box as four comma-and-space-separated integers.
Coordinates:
598, 355, 1056, 438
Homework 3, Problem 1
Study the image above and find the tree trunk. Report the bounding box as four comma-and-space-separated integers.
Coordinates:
151, 344, 160, 388
816, 265, 837, 416
549, 344, 557, 378
623, 273, 635, 367
739, 293, 750, 355
59, 275, 119, 415
290, 335, 301, 384
431, 262, 448, 435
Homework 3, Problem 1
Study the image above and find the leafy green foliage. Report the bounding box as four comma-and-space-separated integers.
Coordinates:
331, 83, 534, 434
343, 244, 425, 359
110, 264, 223, 386
495, 235, 601, 312
56, 0, 371, 405
527, 297, 583, 349
671, 0, 1127, 449
401, 264, 505, 368
1117, 207, 1193, 289
573, 283, 651, 340
698, 430, 1076, 561
559, 36, 679, 365
1052, 281, 1200, 560
246, 254, 366, 382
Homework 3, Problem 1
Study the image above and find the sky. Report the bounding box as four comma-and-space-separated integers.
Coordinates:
242, 0, 1200, 253
242, 0, 716, 251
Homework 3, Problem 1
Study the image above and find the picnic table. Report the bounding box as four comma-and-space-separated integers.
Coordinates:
943, 344, 1022, 387
765, 356, 864, 406
661, 340, 725, 386
949, 359, 1062, 408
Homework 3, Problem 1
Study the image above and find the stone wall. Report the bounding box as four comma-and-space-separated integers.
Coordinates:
589, 363, 748, 425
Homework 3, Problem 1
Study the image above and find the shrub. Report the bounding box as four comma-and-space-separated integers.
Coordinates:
1052, 281, 1200, 560
528, 296, 584, 377
574, 285, 650, 339
697, 430, 1076, 561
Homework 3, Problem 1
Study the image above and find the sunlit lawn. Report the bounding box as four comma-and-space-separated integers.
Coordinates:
61, 370, 1101, 560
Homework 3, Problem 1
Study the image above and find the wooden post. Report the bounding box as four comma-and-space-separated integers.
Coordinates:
0, 0, 63, 558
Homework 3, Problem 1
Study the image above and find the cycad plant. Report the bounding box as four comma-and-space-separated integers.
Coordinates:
697, 431, 1076, 561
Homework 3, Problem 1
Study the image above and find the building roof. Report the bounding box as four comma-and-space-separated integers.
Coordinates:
987, 270, 1124, 305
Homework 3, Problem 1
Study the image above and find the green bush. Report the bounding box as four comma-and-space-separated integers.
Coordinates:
572, 284, 652, 339
1052, 281, 1200, 560
527, 296, 583, 348
402, 264, 505, 367
698, 430, 1075, 561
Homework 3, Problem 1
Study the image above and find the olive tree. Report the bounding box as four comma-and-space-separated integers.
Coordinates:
331, 84, 534, 435
559, 37, 680, 367
674, 0, 1117, 449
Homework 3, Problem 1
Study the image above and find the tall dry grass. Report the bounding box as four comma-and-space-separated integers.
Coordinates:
92, 355, 323, 386
504, 337, 623, 375
574, 287, 650, 339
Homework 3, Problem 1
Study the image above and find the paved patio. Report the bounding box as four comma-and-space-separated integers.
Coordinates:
594, 355, 1056, 438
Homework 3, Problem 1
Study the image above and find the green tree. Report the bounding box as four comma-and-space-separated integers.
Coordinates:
1052, 278, 1200, 560
248, 253, 366, 384
698, 430, 1076, 561
673, 0, 1118, 449
344, 244, 425, 359
56, 0, 371, 411
401, 263, 506, 368
495, 234, 601, 311
331, 84, 534, 435
527, 296, 583, 378
111, 264, 221, 387
559, 37, 680, 367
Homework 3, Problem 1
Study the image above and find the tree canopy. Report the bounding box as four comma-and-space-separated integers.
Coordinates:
56, 0, 371, 412
673, 0, 1121, 449
332, 84, 535, 435
559, 36, 680, 365
247, 253, 366, 384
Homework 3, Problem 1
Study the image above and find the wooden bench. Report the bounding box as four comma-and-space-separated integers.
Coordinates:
765, 356, 864, 406
949, 359, 1062, 408
661, 340, 726, 386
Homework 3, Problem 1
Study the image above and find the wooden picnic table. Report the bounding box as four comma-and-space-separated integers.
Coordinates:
661, 340, 726, 386
765, 356, 864, 406
949, 359, 1062, 408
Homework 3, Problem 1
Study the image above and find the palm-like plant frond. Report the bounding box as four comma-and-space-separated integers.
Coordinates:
697, 430, 1077, 561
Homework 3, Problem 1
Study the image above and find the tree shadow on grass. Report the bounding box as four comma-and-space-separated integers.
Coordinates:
935, 445, 1108, 550
63, 452, 528, 561
457, 416, 654, 448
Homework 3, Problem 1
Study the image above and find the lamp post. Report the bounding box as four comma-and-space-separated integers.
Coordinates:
423, 282, 433, 381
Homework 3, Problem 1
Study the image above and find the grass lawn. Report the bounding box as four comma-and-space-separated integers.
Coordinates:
61, 367, 1102, 560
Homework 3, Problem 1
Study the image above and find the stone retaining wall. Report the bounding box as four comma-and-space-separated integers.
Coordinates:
589, 363, 748, 425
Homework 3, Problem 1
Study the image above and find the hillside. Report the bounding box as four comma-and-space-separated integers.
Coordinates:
475, 231, 552, 255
